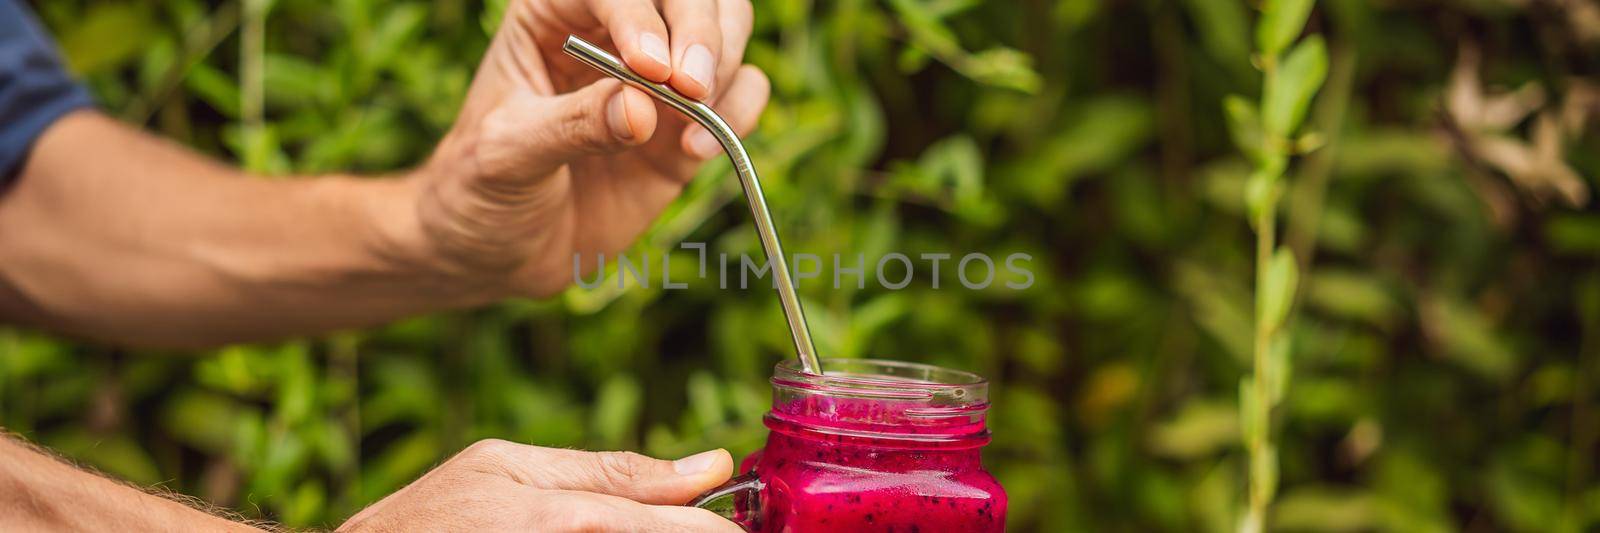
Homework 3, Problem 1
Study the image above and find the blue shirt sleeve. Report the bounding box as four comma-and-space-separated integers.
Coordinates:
0, 0, 96, 181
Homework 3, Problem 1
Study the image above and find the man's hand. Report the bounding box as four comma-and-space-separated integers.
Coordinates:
337, 439, 743, 532
2, 433, 738, 532
394, 0, 769, 298
0, 0, 768, 346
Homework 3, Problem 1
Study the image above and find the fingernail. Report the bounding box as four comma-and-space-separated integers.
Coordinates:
682, 44, 714, 94
673, 450, 721, 475
639, 33, 670, 68
606, 92, 633, 141
688, 128, 720, 159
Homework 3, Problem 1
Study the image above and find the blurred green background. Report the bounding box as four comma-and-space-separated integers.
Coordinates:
3, 0, 1600, 530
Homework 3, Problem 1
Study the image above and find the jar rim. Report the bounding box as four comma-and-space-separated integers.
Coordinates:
772, 358, 988, 406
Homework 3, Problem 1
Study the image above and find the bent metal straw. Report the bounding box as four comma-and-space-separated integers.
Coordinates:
562, 35, 822, 375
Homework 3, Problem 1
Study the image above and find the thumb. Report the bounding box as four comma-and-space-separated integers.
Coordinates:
489, 80, 657, 179
476, 441, 734, 505
560, 449, 735, 505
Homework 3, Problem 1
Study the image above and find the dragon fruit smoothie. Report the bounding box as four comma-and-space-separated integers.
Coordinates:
733, 359, 1007, 532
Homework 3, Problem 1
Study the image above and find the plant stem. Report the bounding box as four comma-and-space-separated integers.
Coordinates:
241, 0, 266, 172
241, 0, 264, 129
1244, 192, 1276, 533
1286, 41, 1355, 270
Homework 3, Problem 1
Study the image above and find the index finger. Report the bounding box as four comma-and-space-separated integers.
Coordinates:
581, 0, 674, 82
540, 491, 746, 532
460, 440, 734, 505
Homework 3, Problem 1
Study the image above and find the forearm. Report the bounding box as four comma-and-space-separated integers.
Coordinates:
0, 111, 492, 347
0, 434, 262, 532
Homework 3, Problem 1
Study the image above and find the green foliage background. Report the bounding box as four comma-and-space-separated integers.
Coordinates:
4, 0, 1600, 530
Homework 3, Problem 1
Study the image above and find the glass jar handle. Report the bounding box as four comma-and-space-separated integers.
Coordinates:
689, 471, 764, 531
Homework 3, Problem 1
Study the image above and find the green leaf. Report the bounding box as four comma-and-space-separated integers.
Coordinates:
1003, 96, 1154, 207
1293, 131, 1327, 153
844, 294, 910, 357
136, 37, 178, 96
282, 481, 327, 527
686, 371, 724, 429
1223, 95, 1264, 161
889, 0, 962, 55
1149, 400, 1239, 459
839, 79, 888, 168
1286, 378, 1365, 423
888, 0, 1040, 92
315, 421, 356, 472
1274, 487, 1378, 531
963, 47, 1044, 93
1258, 248, 1298, 331
1582, 276, 1600, 324
57, 3, 155, 75
1262, 36, 1328, 138
1306, 269, 1401, 328
1422, 296, 1516, 381
263, 54, 327, 109
923, 0, 981, 20
1054, 0, 1101, 29
480, 0, 511, 35
1183, 0, 1251, 68
273, 344, 315, 425
1255, 0, 1315, 59
0, 331, 70, 381
161, 389, 242, 453
45, 430, 162, 485
897, 46, 932, 73
1545, 214, 1600, 255
185, 63, 242, 118
1487, 456, 1565, 531
1375, 450, 1455, 532
361, 431, 439, 502
366, 3, 428, 71
907, 135, 984, 196
591, 374, 642, 448
1193, 461, 1242, 533
1244, 168, 1282, 226
1174, 262, 1254, 362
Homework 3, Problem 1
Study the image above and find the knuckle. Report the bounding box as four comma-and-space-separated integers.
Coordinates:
463, 438, 513, 460
555, 92, 613, 150
557, 110, 589, 144
528, 110, 588, 155
596, 451, 648, 486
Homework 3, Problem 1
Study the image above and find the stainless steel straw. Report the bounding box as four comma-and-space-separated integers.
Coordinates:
562, 35, 823, 375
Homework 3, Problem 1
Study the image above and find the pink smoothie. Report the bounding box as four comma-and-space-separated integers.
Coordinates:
739, 392, 1006, 532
